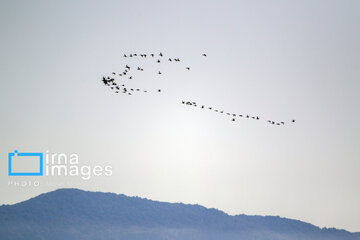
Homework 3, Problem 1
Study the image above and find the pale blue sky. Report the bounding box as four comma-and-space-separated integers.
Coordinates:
0, 0, 359, 232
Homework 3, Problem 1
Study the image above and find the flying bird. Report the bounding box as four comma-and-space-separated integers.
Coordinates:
102, 78, 108, 86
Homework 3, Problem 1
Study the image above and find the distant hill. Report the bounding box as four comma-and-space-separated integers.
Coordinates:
0, 188, 359, 240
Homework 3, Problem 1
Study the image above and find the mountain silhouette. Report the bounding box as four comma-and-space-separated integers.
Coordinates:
0, 188, 359, 240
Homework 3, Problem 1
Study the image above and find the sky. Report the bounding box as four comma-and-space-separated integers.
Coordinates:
0, 0, 359, 232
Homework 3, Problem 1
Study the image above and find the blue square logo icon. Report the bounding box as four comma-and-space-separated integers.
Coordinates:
8, 150, 43, 176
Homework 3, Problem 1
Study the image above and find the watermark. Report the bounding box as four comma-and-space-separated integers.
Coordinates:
8, 150, 43, 176
7, 150, 113, 182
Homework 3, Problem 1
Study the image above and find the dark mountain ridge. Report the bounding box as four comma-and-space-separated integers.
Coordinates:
0, 188, 359, 240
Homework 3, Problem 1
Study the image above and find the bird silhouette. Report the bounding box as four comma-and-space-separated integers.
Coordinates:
158, 71, 162, 74
159, 52, 163, 57
157, 59, 160, 63
186, 67, 190, 70
202, 54, 207, 57
158, 89, 161, 92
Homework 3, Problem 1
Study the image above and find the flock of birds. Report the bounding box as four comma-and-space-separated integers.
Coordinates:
101, 51, 194, 95
101, 52, 295, 126
181, 100, 295, 125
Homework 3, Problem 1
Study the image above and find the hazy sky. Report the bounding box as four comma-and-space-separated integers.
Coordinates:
0, 0, 359, 232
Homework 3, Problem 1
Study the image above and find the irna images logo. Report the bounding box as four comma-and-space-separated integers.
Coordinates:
8, 150, 113, 180
8, 150, 43, 176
